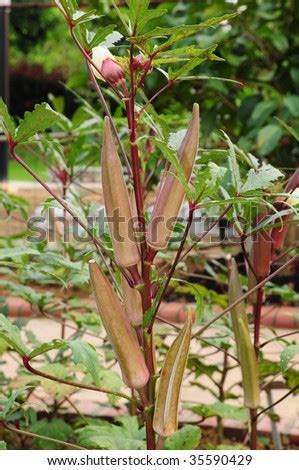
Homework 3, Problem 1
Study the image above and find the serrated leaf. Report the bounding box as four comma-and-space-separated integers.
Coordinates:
98, 370, 122, 405
165, 425, 202, 450
241, 163, 284, 193
168, 54, 220, 81
280, 345, 299, 372
69, 340, 101, 386
0, 247, 40, 260
77, 416, 145, 450
127, 0, 167, 34
87, 25, 116, 49
130, 13, 238, 52
29, 339, 68, 360
0, 314, 29, 356
29, 418, 73, 450
191, 402, 248, 422
0, 387, 33, 419
15, 103, 61, 144
72, 10, 99, 25
0, 98, 16, 138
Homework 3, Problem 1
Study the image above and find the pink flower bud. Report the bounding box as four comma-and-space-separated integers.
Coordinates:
133, 53, 151, 72
92, 46, 124, 84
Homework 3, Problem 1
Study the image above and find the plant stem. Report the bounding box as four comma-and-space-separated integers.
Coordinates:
250, 408, 258, 450
0, 422, 85, 450
22, 357, 140, 407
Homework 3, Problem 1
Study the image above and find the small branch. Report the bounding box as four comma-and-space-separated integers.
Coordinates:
178, 204, 233, 264
260, 330, 299, 348
253, 385, 299, 422
22, 357, 141, 408
138, 81, 173, 116
1, 422, 85, 450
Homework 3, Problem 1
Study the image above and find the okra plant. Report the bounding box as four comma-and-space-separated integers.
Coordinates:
0, 0, 299, 451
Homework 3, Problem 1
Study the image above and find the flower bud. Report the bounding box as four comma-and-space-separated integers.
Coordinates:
147, 104, 200, 250
89, 260, 149, 389
133, 53, 151, 72
102, 117, 140, 268
153, 314, 192, 437
92, 46, 125, 84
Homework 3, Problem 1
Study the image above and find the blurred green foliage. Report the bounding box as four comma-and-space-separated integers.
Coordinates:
9, 0, 299, 169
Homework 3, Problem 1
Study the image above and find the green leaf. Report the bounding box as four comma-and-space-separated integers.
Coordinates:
0, 387, 34, 419
127, 0, 167, 34
257, 124, 283, 156
98, 370, 122, 405
0, 281, 53, 309
274, 117, 299, 141
222, 131, 241, 193
249, 101, 277, 127
29, 418, 73, 450
191, 402, 248, 422
165, 425, 202, 450
168, 49, 221, 81
0, 247, 40, 260
72, 10, 99, 25
283, 95, 299, 117
69, 340, 101, 386
77, 416, 146, 450
153, 139, 193, 199
0, 441, 7, 450
86, 25, 116, 50
15, 103, 61, 144
241, 163, 284, 193
130, 13, 238, 52
280, 345, 299, 372
0, 314, 29, 356
0, 98, 16, 138
29, 339, 68, 360
56, 0, 78, 18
